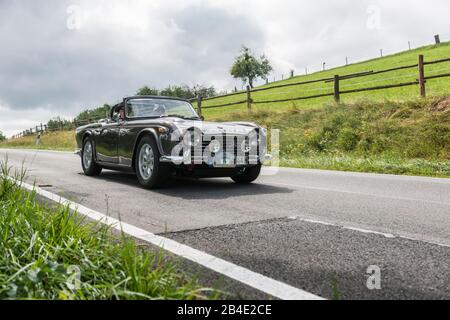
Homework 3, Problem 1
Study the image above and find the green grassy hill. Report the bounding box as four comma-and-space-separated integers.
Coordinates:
200, 42, 450, 118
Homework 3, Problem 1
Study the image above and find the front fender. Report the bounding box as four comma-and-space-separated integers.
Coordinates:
132, 128, 165, 157
76, 128, 100, 162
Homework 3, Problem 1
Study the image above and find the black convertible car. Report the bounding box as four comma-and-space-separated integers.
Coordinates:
75, 96, 271, 188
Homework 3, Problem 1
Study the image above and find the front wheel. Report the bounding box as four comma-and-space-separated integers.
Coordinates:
231, 164, 262, 184
81, 137, 102, 176
135, 136, 169, 189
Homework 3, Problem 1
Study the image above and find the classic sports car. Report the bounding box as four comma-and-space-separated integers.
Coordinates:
75, 96, 271, 188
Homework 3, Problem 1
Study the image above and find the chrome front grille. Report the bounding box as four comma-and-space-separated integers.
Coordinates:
188, 134, 259, 166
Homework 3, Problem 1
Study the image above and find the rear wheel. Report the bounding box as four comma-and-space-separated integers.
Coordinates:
81, 137, 102, 176
135, 135, 169, 189
231, 164, 262, 184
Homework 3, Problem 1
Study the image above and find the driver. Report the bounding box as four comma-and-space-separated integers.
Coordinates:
119, 107, 125, 120
112, 103, 125, 120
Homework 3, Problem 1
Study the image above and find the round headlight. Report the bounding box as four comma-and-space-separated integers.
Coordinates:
241, 139, 258, 152
208, 140, 221, 153
183, 130, 201, 147
241, 140, 251, 152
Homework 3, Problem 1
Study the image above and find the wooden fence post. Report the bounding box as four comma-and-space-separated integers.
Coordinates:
246, 85, 252, 111
334, 75, 340, 103
434, 34, 440, 45
196, 95, 203, 117
418, 54, 426, 97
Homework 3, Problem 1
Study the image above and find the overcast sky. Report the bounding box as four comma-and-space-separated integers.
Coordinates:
0, 0, 449, 136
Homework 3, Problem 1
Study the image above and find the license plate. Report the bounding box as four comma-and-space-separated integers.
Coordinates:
209, 153, 235, 167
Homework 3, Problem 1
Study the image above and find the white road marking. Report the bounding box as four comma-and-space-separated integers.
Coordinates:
8, 176, 324, 300
342, 226, 396, 238
289, 216, 450, 248
266, 181, 450, 206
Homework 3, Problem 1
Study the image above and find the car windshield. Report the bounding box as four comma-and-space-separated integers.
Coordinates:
126, 98, 199, 119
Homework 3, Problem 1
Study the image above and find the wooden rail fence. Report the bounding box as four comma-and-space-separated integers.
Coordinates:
10, 117, 105, 139
9, 54, 450, 140
191, 54, 450, 114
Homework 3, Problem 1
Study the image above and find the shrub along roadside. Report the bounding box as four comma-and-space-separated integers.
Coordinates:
0, 162, 215, 300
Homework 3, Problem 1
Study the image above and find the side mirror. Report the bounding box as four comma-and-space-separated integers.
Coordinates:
200, 116, 205, 121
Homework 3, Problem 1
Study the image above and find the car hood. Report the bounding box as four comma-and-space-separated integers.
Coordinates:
76, 117, 261, 136
171, 119, 259, 135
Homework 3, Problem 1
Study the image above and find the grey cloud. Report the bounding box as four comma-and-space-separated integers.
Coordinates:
0, 1, 263, 118
0, 0, 448, 136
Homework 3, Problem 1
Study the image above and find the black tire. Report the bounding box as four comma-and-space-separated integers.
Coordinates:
135, 135, 169, 189
81, 136, 102, 176
231, 164, 262, 184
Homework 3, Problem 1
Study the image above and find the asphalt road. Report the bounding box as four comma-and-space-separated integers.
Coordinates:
1, 148, 449, 299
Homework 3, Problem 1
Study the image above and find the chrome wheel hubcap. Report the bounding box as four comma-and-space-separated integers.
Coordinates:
83, 141, 92, 169
139, 144, 154, 180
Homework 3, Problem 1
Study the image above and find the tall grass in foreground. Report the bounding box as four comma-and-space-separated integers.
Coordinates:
0, 161, 214, 300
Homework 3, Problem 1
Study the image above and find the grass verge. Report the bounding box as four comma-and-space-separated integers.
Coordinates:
214, 95, 450, 178
0, 131, 75, 151
0, 161, 215, 300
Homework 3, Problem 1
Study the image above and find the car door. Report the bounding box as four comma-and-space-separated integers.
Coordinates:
95, 120, 120, 164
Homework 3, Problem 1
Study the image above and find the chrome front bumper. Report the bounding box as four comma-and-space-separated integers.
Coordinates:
160, 156, 184, 163
159, 154, 273, 164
